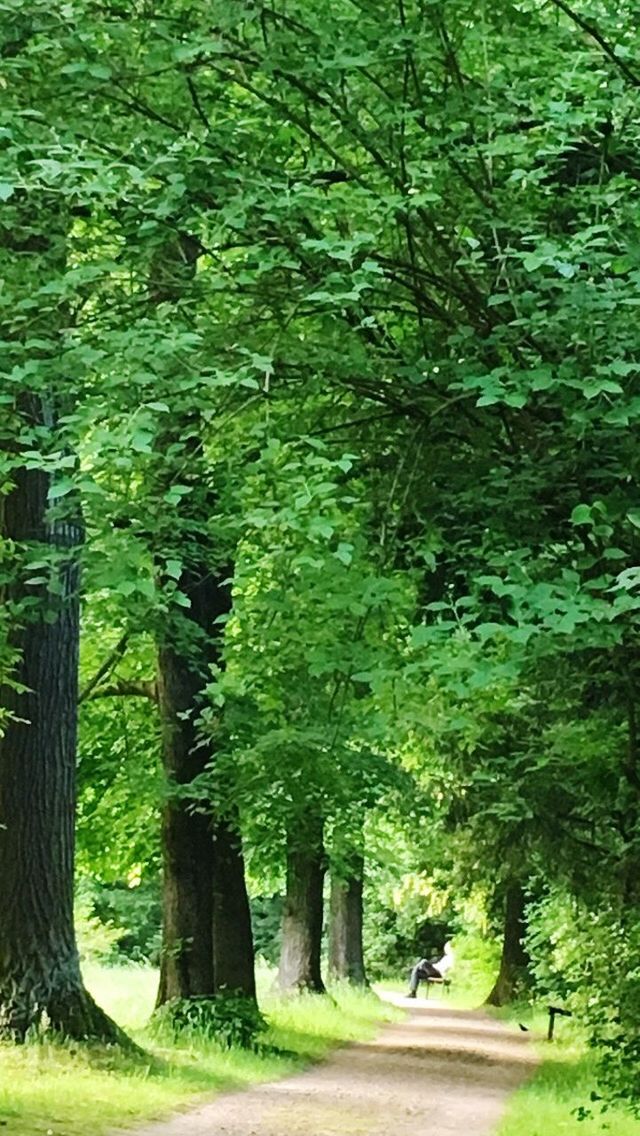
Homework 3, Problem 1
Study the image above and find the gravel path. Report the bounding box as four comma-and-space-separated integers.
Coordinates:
119, 995, 536, 1136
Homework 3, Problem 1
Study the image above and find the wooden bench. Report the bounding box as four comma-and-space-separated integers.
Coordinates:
424, 976, 451, 998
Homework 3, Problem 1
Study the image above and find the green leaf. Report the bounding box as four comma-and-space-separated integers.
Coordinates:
48, 479, 74, 501
165, 559, 182, 580
334, 542, 353, 566
131, 430, 153, 453
614, 568, 640, 592
571, 504, 593, 525
164, 485, 192, 505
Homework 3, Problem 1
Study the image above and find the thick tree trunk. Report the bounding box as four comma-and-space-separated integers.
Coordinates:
156, 564, 255, 1005
0, 454, 120, 1041
328, 853, 368, 986
278, 814, 326, 994
485, 882, 530, 1007
212, 816, 256, 998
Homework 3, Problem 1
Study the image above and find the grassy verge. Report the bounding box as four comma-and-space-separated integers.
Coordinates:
0, 964, 399, 1136
492, 1005, 640, 1136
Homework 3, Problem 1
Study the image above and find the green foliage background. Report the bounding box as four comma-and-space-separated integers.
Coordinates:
2, 0, 640, 1113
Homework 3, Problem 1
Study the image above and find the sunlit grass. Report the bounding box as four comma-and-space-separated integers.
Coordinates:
487, 1002, 640, 1136
498, 1041, 640, 1136
0, 963, 399, 1136
83, 961, 158, 1032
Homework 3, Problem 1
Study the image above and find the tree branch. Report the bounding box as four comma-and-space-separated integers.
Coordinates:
79, 633, 129, 703
549, 0, 640, 88
185, 72, 211, 130
84, 679, 158, 703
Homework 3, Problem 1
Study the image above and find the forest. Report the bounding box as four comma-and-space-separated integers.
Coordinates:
2, 0, 640, 1132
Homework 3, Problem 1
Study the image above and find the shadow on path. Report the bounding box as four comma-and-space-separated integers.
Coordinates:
112, 995, 536, 1136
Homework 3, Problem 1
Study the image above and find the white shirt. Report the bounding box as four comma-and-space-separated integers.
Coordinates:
435, 945, 454, 976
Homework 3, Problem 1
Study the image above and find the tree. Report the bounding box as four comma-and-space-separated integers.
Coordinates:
73, 216, 260, 1003
0, 422, 118, 1039
0, 173, 121, 1039
278, 813, 326, 994
328, 851, 368, 987
485, 884, 530, 1007
155, 553, 255, 1003
5, 0, 640, 1099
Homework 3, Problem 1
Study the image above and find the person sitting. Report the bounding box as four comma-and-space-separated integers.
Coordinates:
406, 942, 454, 998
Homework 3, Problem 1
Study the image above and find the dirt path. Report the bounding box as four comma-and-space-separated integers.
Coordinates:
122, 996, 536, 1136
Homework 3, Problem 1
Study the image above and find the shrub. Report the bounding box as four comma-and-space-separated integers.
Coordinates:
151, 995, 267, 1050
75, 883, 124, 964
526, 887, 640, 1111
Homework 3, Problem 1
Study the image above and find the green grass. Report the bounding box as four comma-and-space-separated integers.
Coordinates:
0, 964, 399, 1136
498, 1044, 640, 1136
491, 1005, 640, 1136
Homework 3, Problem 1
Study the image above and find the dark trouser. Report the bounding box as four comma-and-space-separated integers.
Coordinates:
408, 961, 443, 995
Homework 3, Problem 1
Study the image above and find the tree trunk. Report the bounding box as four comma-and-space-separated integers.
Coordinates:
328, 853, 368, 986
156, 563, 255, 1004
212, 816, 256, 998
0, 451, 120, 1042
155, 631, 214, 1004
278, 814, 326, 994
149, 237, 255, 1007
485, 882, 530, 1007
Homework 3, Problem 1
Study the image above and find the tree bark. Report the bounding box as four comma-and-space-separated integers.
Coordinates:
328, 853, 368, 986
278, 813, 326, 994
0, 444, 121, 1042
212, 816, 256, 998
156, 562, 255, 1005
485, 882, 530, 1007
155, 621, 214, 1003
